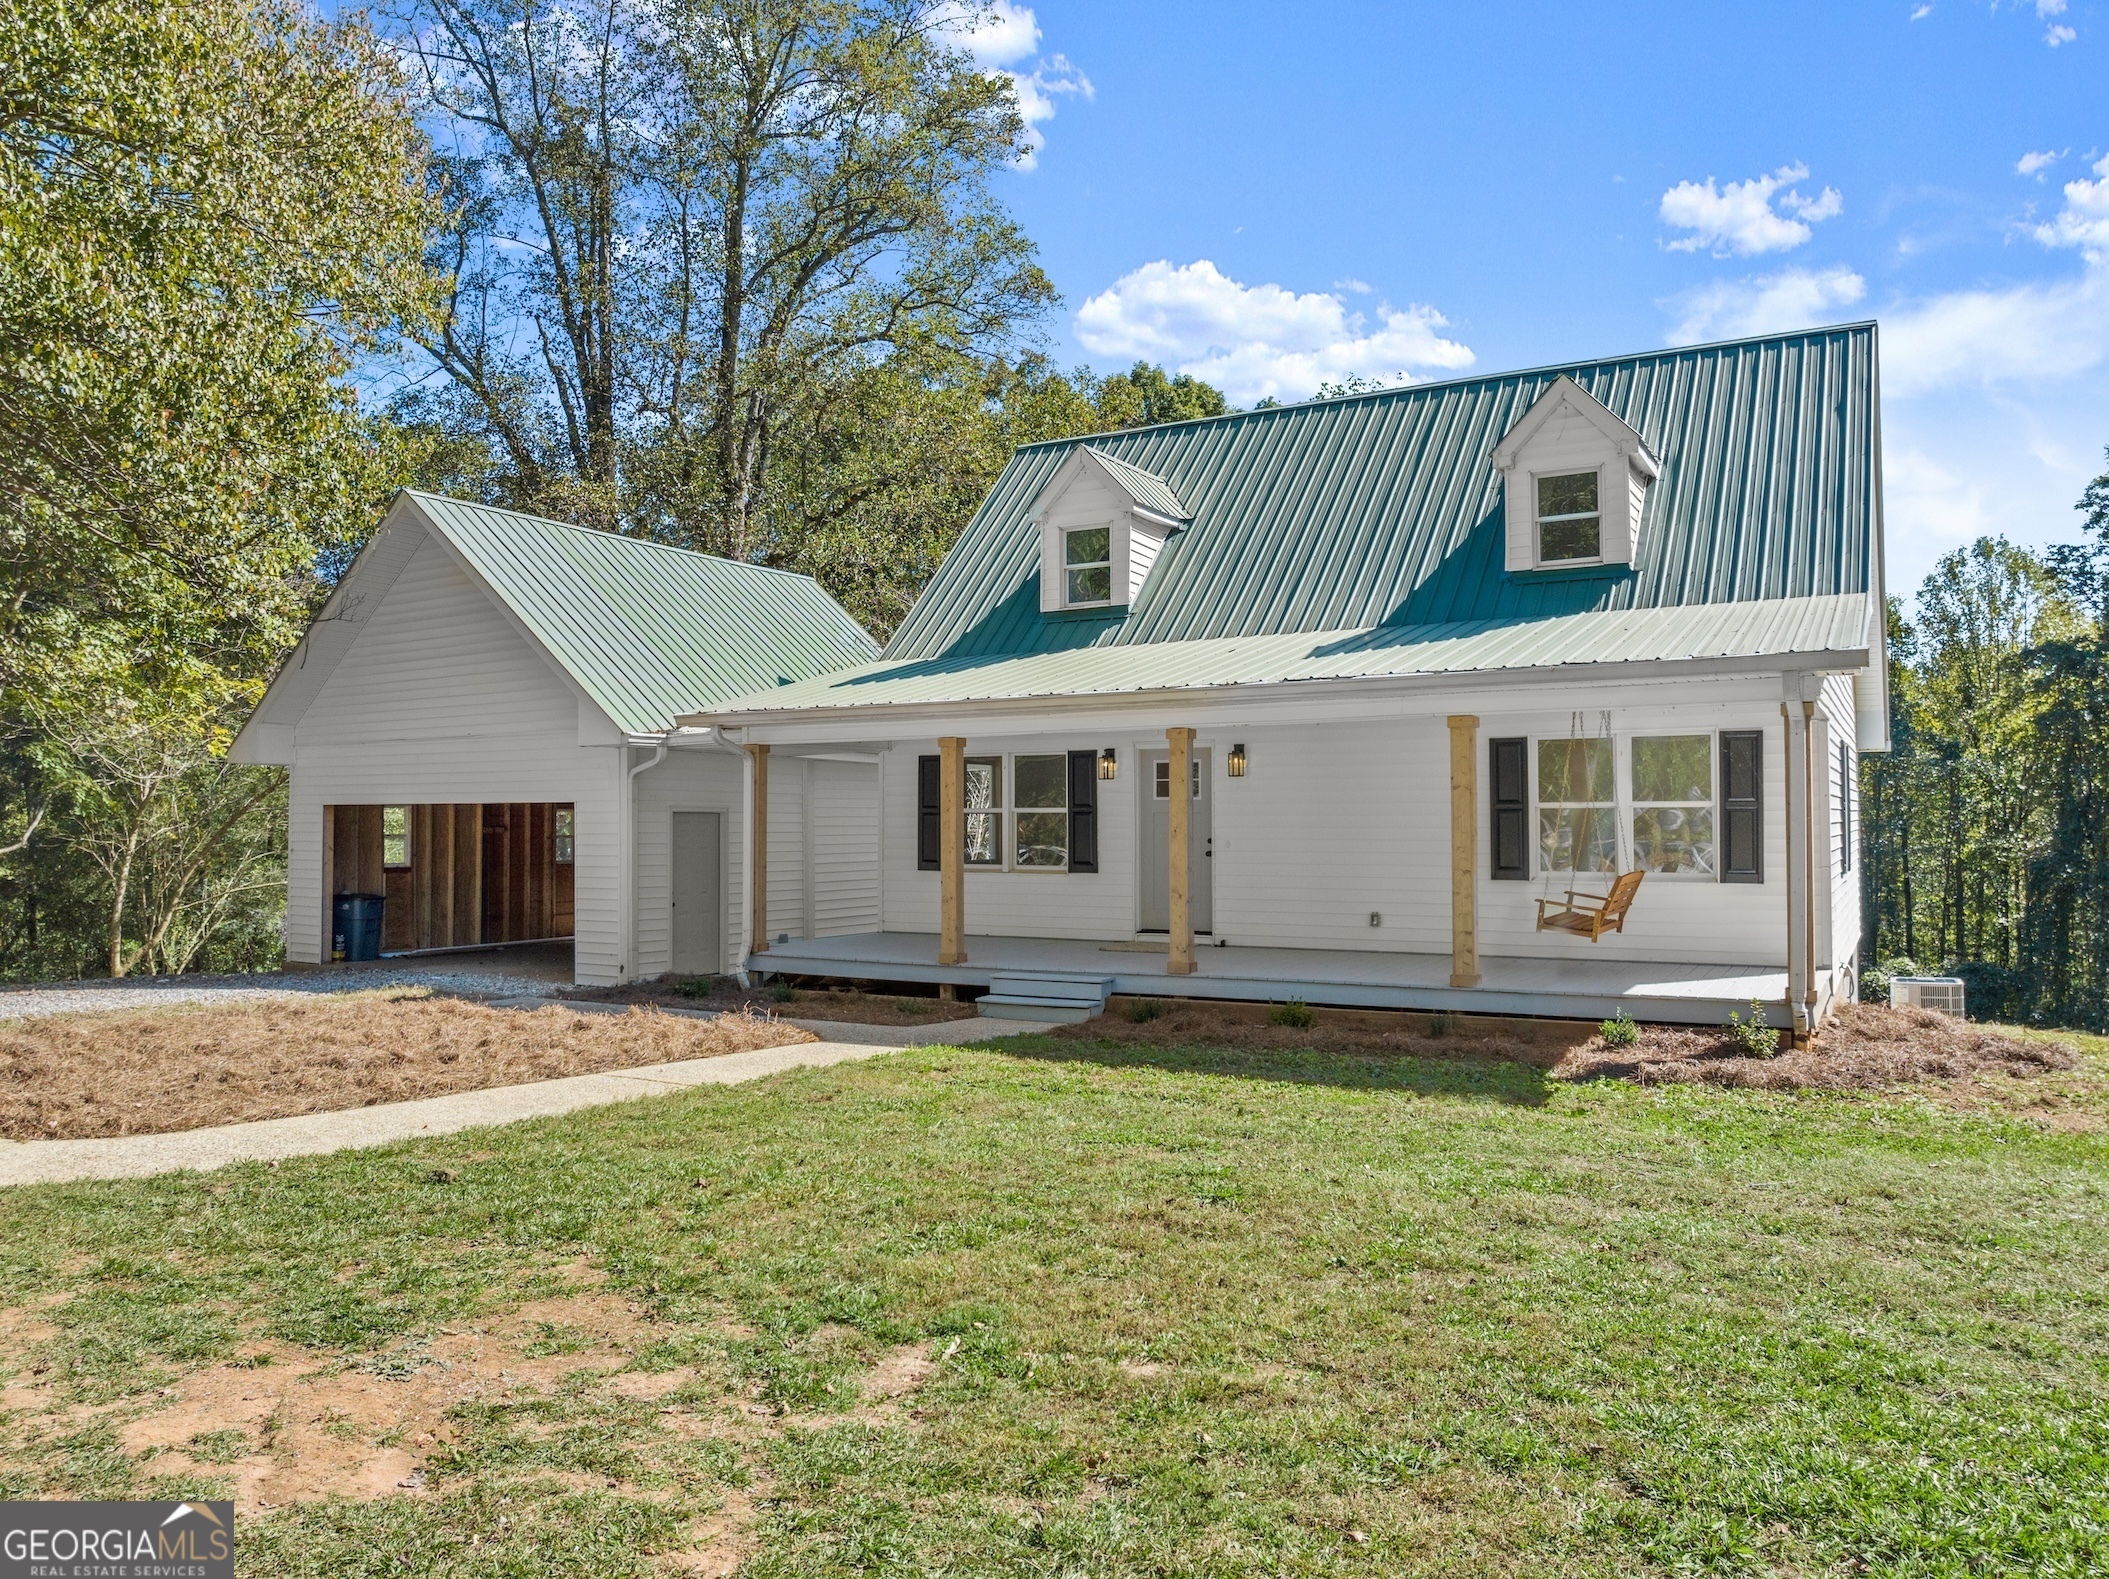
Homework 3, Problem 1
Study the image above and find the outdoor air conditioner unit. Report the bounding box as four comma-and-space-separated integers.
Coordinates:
1891, 976, 1966, 1018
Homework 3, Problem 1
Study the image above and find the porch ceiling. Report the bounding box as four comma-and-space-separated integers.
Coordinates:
752, 931, 1796, 1028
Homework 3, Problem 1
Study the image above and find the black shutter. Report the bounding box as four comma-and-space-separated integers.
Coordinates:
1721, 730, 1763, 883
917, 754, 941, 871
1067, 750, 1098, 872
1490, 736, 1528, 880
1837, 740, 1853, 875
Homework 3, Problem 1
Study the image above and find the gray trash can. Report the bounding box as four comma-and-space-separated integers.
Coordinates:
332, 893, 385, 962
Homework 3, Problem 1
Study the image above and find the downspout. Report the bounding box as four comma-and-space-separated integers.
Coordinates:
619, 736, 670, 981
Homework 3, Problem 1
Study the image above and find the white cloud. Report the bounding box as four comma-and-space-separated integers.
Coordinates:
1659, 164, 1844, 257
1886, 445, 1994, 546
1073, 259, 1475, 403
1664, 265, 1868, 345
2036, 0, 2067, 13
943, 2, 1092, 170
2033, 153, 2109, 261
2017, 148, 2064, 178
2046, 22, 2077, 44
1910, 3, 1932, 17
1333, 277, 1373, 295
1883, 267, 2109, 394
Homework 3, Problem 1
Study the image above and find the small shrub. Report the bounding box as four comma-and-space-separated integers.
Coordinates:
1726, 1000, 1780, 1058
1268, 1000, 1317, 1029
672, 976, 715, 1000
1599, 1010, 1639, 1047
1425, 1011, 1457, 1038
893, 998, 928, 1016
1126, 997, 1165, 1023
770, 979, 798, 1003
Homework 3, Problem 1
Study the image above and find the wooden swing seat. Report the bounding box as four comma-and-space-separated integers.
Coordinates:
1536, 870, 1645, 941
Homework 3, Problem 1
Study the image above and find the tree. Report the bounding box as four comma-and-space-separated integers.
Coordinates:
0, 0, 439, 721
399, 0, 1053, 561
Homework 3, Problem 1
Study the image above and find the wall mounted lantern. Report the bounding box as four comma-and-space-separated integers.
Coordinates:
1227, 743, 1248, 778
1097, 747, 1118, 781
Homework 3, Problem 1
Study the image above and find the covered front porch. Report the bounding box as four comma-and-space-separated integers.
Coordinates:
750, 929, 1797, 1027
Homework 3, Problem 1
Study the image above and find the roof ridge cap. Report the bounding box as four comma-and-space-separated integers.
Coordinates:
403, 491, 824, 585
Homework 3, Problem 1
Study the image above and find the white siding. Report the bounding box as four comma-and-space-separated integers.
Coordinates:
285, 535, 622, 980
765, 759, 807, 943
1822, 671, 1862, 982
809, 760, 881, 935
631, 748, 746, 977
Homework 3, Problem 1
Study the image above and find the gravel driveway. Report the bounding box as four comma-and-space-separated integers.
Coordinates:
0, 955, 570, 1021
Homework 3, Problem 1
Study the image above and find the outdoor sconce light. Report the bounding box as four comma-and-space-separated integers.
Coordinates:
1227, 742, 1248, 778
1097, 747, 1118, 781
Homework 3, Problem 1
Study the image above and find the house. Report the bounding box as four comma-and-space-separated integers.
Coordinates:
681, 325, 1888, 1035
230, 490, 879, 984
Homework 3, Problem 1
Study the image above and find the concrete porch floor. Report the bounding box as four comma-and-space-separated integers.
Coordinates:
749, 931, 1796, 1027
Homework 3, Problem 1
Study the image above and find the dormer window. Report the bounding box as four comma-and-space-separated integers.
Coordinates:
1032, 445, 1193, 614
1065, 526, 1113, 604
1535, 472, 1601, 563
1491, 376, 1659, 574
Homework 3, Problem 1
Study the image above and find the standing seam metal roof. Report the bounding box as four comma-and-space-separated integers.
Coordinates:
406, 491, 879, 735
881, 324, 1879, 665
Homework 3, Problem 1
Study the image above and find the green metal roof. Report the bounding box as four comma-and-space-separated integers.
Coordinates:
882, 324, 1881, 664
1085, 447, 1191, 520
693, 593, 1872, 719
407, 492, 879, 735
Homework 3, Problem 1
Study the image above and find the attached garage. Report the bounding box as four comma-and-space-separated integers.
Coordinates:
232, 491, 878, 984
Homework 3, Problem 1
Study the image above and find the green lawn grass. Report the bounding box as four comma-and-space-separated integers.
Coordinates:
2, 1032, 2107, 1576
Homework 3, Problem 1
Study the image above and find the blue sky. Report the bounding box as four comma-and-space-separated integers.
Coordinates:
964, 0, 2108, 597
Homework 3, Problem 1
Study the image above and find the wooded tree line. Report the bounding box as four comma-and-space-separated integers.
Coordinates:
1860, 458, 2109, 1028
0, 0, 1227, 979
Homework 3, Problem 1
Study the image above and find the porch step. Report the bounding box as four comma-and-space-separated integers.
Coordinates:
978, 974, 1115, 1023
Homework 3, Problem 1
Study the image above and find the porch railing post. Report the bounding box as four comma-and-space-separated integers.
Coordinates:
939, 736, 967, 966
1447, 715, 1481, 987
1167, 726, 1196, 975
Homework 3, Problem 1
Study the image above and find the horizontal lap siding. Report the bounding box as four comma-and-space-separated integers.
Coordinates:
767, 762, 807, 943
1824, 672, 1861, 977
632, 749, 744, 978
286, 535, 618, 980
880, 737, 1138, 939
810, 761, 881, 936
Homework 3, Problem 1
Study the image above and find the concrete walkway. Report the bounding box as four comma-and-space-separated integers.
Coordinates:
0, 1016, 1038, 1189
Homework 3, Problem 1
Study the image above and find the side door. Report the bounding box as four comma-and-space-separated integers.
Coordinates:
670, 810, 723, 974
1138, 749, 1212, 933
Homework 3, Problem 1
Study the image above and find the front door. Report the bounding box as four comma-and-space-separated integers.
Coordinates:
1139, 749, 1212, 933
670, 811, 722, 975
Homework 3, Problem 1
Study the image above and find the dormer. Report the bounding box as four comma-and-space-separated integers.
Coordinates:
1490, 375, 1661, 573
1033, 446, 1191, 614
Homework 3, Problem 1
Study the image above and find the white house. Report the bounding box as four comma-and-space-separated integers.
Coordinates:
681, 326, 1889, 1036
231, 490, 879, 985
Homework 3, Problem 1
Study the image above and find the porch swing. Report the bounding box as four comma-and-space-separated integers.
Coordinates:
1534, 711, 1646, 941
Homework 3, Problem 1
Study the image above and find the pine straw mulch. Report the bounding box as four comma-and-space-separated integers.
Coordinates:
0, 993, 814, 1141
563, 976, 980, 1026
1054, 996, 2081, 1094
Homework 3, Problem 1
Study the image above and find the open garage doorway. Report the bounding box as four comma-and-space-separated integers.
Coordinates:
324, 803, 576, 955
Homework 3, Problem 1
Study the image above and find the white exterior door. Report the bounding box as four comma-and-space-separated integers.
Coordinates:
670, 810, 722, 974
1139, 749, 1212, 933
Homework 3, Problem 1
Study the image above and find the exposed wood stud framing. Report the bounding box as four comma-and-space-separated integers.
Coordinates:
1448, 715, 1481, 988
1167, 726, 1196, 975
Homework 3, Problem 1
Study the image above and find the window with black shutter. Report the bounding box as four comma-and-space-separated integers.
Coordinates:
1067, 750, 1098, 872
917, 754, 941, 871
1720, 730, 1763, 883
1490, 737, 1528, 879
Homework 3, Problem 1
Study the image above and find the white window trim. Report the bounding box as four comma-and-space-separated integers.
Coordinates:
1527, 730, 1721, 882
958, 752, 1078, 874
1062, 524, 1115, 608
962, 754, 1005, 868
1531, 464, 1606, 569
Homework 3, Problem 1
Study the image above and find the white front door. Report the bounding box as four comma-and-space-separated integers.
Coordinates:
1139, 749, 1212, 933
670, 810, 722, 974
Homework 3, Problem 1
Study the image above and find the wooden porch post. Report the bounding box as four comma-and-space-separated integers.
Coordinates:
748, 744, 770, 955
1447, 715, 1481, 988
939, 737, 967, 965
1167, 726, 1196, 975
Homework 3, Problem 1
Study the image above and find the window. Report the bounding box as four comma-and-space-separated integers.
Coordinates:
1065, 525, 1112, 604
1014, 755, 1069, 867
1535, 471, 1601, 563
1837, 740, 1853, 875
554, 806, 575, 865
382, 805, 410, 869
963, 756, 1004, 865
1630, 735, 1715, 876
1536, 739, 1617, 873
1154, 758, 1200, 799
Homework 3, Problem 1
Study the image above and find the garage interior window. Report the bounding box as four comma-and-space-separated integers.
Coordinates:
382, 805, 411, 869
